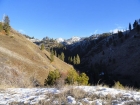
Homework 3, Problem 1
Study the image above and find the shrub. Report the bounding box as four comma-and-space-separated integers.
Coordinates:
50, 52, 54, 62
65, 69, 79, 85
77, 73, 89, 85
68, 88, 87, 99
114, 81, 124, 89
44, 69, 60, 86
65, 69, 89, 85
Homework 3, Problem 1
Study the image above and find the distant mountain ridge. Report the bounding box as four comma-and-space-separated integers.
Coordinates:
27, 19, 140, 87
56, 36, 84, 45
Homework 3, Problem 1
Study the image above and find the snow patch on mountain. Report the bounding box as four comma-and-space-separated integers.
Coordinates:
56, 38, 64, 43
65, 36, 81, 45
56, 37, 82, 45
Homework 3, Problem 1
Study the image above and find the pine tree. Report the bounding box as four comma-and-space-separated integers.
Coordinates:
133, 20, 138, 29
70, 57, 73, 63
68, 56, 71, 63
0, 22, 3, 32
3, 15, 10, 34
40, 44, 45, 50
60, 52, 65, 61
50, 49, 54, 62
73, 56, 76, 65
76, 54, 80, 65
137, 25, 140, 33
129, 23, 131, 31
3, 15, 10, 25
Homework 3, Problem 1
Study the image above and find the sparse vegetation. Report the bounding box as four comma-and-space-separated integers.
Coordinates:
0, 65, 35, 88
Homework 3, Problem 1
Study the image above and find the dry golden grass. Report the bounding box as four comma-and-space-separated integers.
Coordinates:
0, 29, 73, 87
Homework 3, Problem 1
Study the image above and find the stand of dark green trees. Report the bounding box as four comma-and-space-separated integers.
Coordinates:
68, 54, 80, 65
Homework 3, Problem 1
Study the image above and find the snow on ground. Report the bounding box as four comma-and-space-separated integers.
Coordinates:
0, 86, 140, 105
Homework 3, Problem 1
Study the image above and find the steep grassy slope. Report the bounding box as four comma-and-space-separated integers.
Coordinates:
0, 29, 73, 87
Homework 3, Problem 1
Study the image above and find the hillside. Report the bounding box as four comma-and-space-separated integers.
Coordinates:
47, 23, 140, 87
81, 29, 140, 86
0, 29, 73, 87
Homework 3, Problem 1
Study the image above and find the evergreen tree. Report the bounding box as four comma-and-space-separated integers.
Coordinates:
70, 57, 73, 63
137, 25, 140, 33
40, 44, 45, 50
50, 49, 54, 62
0, 22, 3, 31
3, 15, 10, 25
73, 56, 76, 65
133, 20, 138, 29
3, 15, 10, 34
129, 23, 131, 31
60, 52, 65, 61
68, 56, 71, 63
76, 54, 80, 65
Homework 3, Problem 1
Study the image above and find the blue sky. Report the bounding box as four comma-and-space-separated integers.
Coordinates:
0, 0, 140, 39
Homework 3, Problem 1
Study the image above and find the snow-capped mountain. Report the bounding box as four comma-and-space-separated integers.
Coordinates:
57, 36, 84, 45
56, 38, 64, 43
65, 36, 81, 45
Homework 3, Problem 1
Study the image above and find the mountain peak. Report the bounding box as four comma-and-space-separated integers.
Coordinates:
56, 38, 64, 43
